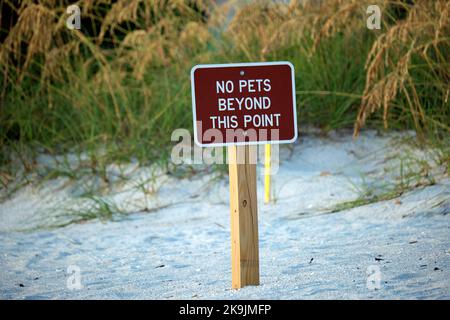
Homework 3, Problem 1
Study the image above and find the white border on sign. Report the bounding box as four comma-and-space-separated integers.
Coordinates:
190, 61, 298, 148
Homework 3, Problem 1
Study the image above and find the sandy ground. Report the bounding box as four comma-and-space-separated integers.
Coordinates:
0, 130, 449, 299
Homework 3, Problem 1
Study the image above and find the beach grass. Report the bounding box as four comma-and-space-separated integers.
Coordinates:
0, 0, 449, 183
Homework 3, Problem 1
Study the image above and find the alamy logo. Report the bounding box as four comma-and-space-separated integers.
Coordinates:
366, 5, 381, 30
366, 265, 382, 290
66, 5, 81, 30
67, 265, 83, 290
170, 128, 280, 174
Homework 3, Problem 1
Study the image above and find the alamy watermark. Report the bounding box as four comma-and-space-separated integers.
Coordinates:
366, 265, 382, 290
367, 5, 381, 30
66, 5, 81, 30
67, 265, 83, 290
170, 127, 281, 175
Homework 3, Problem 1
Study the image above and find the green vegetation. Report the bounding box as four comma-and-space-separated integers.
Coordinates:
0, 0, 449, 184
331, 161, 437, 213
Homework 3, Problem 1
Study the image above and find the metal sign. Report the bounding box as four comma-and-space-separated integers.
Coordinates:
191, 62, 297, 147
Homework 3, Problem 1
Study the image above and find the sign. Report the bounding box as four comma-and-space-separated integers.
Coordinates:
191, 62, 297, 147
190, 61, 298, 289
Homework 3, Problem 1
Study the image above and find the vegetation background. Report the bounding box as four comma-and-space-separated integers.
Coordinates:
0, 0, 449, 188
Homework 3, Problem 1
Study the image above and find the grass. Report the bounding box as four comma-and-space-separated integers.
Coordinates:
330, 141, 440, 213
0, 0, 449, 215
329, 177, 435, 213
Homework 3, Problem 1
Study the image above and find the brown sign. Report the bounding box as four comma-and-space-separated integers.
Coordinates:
191, 62, 297, 147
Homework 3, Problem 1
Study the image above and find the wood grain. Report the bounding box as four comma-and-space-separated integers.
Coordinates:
228, 145, 259, 288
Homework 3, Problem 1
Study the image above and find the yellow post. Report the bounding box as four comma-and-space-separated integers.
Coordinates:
264, 144, 271, 204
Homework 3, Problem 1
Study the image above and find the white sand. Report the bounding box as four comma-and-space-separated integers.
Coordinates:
0, 130, 449, 299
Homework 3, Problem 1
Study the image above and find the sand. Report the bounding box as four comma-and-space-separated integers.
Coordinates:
1, 130, 449, 299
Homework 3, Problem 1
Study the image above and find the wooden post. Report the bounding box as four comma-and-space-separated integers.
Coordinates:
228, 145, 259, 289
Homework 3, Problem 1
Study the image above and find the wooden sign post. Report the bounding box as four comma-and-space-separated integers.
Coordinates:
191, 62, 297, 288
228, 145, 259, 288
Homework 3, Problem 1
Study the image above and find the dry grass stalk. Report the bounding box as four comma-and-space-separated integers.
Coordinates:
0, 0, 448, 143
354, 0, 450, 137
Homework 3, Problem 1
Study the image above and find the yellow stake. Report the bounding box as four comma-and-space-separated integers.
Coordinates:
264, 144, 271, 204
